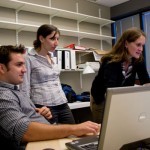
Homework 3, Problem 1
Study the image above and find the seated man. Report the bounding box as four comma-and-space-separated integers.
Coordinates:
0, 45, 100, 150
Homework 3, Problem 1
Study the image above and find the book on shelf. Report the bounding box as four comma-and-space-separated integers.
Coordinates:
64, 43, 88, 51
56, 48, 77, 70
92, 49, 108, 61
70, 50, 76, 70
56, 50, 62, 70
62, 50, 70, 69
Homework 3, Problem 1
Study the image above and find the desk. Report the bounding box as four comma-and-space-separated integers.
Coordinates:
26, 102, 94, 150
25, 136, 78, 150
26, 103, 92, 149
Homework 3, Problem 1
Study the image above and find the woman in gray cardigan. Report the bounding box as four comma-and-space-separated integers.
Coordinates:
20, 24, 75, 124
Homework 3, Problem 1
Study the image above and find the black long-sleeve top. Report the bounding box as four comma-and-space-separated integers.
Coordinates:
91, 59, 150, 104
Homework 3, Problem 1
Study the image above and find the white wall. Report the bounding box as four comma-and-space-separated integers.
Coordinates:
0, 0, 112, 93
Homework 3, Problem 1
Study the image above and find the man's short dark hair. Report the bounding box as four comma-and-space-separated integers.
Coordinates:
0, 45, 25, 67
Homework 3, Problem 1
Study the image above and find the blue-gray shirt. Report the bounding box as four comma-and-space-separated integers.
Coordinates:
0, 81, 50, 145
20, 49, 67, 106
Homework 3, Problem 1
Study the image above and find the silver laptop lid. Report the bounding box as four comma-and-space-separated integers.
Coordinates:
98, 85, 150, 150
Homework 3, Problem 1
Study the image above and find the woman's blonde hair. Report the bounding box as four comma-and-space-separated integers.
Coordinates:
101, 27, 146, 63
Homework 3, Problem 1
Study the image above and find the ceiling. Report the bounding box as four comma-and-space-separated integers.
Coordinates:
88, 0, 130, 7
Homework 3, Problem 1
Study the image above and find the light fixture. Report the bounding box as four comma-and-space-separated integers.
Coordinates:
83, 62, 95, 74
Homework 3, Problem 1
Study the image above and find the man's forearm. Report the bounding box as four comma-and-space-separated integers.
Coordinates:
22, 122, 74, 142
22, 121, 100, 142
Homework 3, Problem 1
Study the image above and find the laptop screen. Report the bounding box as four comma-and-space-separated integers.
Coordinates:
98, 85, 150, 150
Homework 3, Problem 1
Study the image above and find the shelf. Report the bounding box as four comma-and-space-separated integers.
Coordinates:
0, 21, 39, 32
61, 69, 98, 72
61, 69, 83, 72
68, 102, 90, 110
0, 0, 115, 43
0, 0, 114, 26
0, 0, 114, 98
0, 21, 115, 40
60, 29, 115, 40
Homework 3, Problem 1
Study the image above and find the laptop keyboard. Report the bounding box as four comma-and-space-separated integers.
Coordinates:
79, 141, 98, 150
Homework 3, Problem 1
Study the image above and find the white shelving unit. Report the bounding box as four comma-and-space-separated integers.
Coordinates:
0, 0, 115, 45
0, 0, 115, 94
0, 0, 113, 25
0, 20, 115, 44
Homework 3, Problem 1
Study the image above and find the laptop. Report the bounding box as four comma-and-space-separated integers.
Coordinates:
66, 85, 150, 150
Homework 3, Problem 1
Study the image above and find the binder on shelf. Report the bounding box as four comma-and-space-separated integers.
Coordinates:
57, 50, 62, 70
70, 50, 76, 70
62, 50, 70, 69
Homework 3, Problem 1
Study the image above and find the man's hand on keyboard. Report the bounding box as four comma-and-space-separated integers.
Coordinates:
71, 121, 101, 137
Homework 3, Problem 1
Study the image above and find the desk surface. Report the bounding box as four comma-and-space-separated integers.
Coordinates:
26, 136, 78, 150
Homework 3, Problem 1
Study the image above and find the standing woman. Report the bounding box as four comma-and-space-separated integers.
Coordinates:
20, 24, 75, 124
90, 27, 150, 124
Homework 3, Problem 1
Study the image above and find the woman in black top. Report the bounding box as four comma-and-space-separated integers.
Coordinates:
91, 27, 150, 123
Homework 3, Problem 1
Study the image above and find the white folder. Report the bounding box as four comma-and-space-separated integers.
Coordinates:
62, 50, 70, 69
57, 50, 62, 70
70, 50, 76, 70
